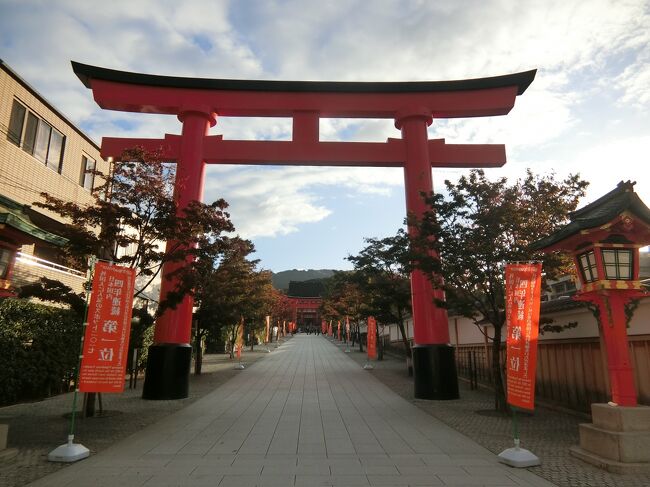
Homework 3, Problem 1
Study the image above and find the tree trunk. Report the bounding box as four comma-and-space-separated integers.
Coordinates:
397, 311, 413, 376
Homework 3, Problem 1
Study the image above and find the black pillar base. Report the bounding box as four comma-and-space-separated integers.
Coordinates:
142, 343, 192, 400
412, 344, 459, 400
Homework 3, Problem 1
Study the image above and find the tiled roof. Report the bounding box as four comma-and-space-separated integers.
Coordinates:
532, 181, 650, 250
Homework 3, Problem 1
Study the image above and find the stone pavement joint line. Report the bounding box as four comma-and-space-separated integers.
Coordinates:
26, 336, 555, 487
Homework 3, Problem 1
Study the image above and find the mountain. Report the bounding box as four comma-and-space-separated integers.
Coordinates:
271, 269, 337, 290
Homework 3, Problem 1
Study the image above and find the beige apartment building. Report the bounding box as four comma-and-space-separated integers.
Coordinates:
0, 59, 109, 295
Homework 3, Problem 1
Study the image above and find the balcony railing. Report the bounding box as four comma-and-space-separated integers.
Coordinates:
12, 252, 86, 293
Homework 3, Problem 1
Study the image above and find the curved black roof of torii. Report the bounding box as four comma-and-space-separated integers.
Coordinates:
72, 61, 536, 96
532, 181, 650, 251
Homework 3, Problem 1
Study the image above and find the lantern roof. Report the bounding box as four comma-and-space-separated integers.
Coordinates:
532, 181, 650, 252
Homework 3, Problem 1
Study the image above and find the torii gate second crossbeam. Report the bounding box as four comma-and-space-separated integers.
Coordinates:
73, 62, 535, 401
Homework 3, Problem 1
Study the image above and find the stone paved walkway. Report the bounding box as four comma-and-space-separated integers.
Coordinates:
24, 336, 553, 487
341, 344, 650, 487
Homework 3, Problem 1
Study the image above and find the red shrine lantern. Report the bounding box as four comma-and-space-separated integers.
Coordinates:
534, 181, 650, 407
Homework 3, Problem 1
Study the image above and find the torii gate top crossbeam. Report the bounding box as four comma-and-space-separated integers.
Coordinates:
72, 62, 535, 168
72, 62, 535, 119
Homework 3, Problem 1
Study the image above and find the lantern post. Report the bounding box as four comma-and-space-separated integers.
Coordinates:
533, 181, 650, 472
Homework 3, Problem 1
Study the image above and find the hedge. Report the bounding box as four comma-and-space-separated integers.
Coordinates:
0, 298, 82, 406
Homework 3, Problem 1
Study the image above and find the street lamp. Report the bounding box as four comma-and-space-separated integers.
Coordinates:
533, 181, 650, 472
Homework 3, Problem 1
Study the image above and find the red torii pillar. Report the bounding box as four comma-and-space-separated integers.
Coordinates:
72, 61, 535, 400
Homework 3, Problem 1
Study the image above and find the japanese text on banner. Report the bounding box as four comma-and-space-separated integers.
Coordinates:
367, 316, 377, 360
505, 263, 542, 410
79, 262, 136, 393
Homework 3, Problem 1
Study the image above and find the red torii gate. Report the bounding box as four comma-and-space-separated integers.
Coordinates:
72, 62, 535, 401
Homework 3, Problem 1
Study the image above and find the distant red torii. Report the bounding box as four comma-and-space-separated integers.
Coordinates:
73, 61, 535, 400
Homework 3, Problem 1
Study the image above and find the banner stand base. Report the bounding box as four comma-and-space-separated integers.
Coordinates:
498, 440, 541, 468
413, 344, 459, 400
363, 362, 374, 369
48, 435, 89, 463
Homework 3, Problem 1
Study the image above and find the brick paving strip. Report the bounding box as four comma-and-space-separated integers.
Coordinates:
0, 335, 646, 486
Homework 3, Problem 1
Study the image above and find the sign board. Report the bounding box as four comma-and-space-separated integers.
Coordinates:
367, 316, 377, 360
79, 262, 136, 393
505, 263, 542, 410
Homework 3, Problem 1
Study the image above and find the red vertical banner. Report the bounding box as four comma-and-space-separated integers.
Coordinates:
367, 316, 377, 360
321, 320, 327, 335
337, 320, 341, 340
79, 262, 136, 393
345, 316, 350, 342
505, 263, 542, 411
328, 320, 333, 336
265, 315, 270, 343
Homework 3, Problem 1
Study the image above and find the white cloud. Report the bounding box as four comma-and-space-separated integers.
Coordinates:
1, 0, 649, 258
616, 49, 650, 108
204, 165, 403, 238
478, 134, 650, 207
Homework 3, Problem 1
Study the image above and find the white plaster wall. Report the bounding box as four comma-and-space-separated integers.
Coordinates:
390, 296, 650, 346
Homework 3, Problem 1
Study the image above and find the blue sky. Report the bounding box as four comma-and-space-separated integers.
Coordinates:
1, 0, 649, 271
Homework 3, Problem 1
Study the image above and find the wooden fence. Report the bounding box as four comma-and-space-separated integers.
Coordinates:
455, 336, 650, 413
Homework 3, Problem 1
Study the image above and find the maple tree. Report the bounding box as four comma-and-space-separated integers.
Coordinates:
347, 232, 413, 364
34, 147, 235, 302
409, 169, 587, 410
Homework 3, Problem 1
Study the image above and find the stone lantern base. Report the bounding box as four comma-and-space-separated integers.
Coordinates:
570, 403, 650, 474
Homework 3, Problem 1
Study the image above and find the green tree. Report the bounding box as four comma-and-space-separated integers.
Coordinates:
31, 147, 235, 413
268, 288, 293, 339
173, 239, 273, 371
321, 271, 369, 350
347, 232, 413, 364
409, 169, 588, 410
34, 147, 235, 301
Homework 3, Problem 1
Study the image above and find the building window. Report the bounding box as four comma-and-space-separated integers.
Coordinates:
5, 99, 65, 173
578, 250, 598, 283
80, 155, 96, 190
7, 100, 26, 145
602, 249, 633, 280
